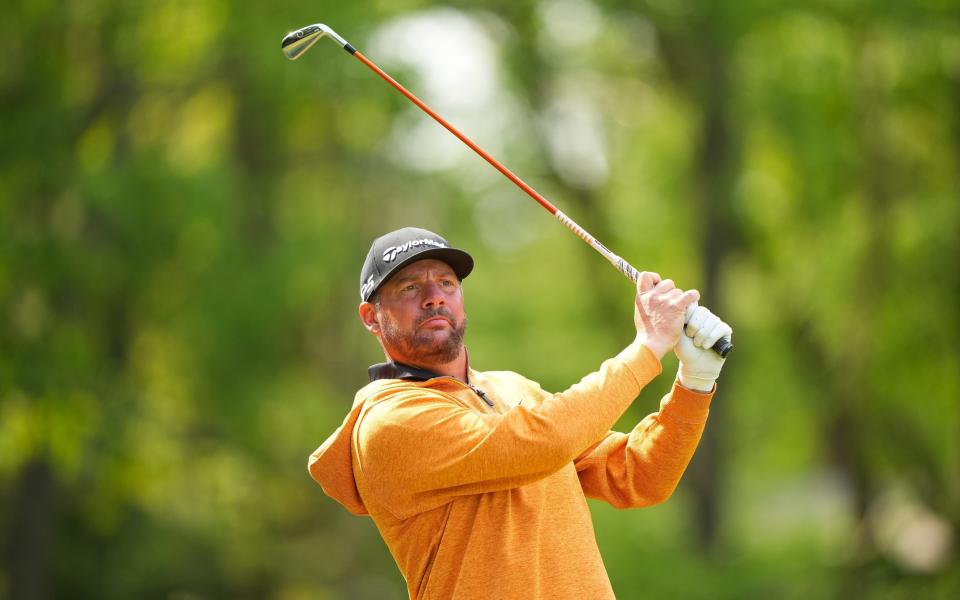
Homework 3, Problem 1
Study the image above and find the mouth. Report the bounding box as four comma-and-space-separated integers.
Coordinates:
419, 316, 452, 329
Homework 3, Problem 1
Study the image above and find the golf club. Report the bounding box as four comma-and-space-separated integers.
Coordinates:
281, 23, 733, 357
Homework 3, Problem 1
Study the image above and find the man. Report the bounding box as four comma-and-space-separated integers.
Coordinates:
310, 227, 732, 599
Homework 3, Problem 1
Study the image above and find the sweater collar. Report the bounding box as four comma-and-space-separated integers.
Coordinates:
367, 353, 492, 407
367, 361, 444, 382
367, 349, 474, 383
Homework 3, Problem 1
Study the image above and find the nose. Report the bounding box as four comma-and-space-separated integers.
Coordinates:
421, 280, 446, 310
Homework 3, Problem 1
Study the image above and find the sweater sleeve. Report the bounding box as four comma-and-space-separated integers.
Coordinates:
353, 341, 661, 517
572, 381, 713, 508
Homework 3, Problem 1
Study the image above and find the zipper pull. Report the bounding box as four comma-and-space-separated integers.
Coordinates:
468, 383, 494, 407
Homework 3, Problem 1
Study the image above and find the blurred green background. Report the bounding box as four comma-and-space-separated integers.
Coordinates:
2, 0, 958, 598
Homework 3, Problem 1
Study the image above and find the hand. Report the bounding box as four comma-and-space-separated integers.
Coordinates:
633, 271, 700, 359
674, 303, 733, 392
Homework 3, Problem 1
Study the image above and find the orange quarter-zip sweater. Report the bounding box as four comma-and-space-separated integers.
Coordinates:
309, 340, 713, 599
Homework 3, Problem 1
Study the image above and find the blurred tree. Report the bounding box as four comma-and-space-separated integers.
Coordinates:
2, 0, 959, 598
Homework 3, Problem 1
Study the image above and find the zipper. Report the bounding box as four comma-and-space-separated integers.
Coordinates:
432, 377, 494, 407
466, 383, 494, 407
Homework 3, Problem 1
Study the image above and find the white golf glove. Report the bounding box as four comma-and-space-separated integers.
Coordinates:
674, 303, 732, 392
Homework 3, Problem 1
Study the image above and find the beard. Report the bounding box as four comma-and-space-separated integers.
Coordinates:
380, 307, 467, 365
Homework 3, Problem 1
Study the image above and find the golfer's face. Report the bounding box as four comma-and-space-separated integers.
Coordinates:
376, 259, 466, 364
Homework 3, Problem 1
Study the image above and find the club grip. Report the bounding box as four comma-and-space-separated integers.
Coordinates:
620, 257, 732, 358
618, 260, 640, 284
711, 336, 733, 358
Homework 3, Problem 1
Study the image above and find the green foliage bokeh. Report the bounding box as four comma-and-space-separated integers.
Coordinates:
2, 0, 958, 598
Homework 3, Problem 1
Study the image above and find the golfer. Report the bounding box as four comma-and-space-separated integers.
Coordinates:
310, 227, 732, 599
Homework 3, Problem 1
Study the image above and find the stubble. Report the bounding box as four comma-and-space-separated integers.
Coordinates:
379, 307, 467, 364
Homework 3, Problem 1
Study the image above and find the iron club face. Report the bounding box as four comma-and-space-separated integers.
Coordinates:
281, 23, 352, 59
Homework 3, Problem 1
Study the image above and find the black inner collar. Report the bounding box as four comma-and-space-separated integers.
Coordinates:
366, 359, 494, 407
367, 361, 445, 382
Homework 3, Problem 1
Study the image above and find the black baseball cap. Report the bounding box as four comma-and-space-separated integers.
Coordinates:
359, 227, 474, 302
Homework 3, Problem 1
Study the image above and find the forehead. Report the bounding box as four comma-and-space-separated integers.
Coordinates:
388, 259, 457, 282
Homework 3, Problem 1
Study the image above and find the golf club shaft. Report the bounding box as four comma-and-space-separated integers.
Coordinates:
353, 53, 635, 274
334, 41, 731, 357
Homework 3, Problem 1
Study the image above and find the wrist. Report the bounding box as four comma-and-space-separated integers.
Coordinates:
676, 370, 716, 392
676, 361, 718, 392
637, 334, 671, 359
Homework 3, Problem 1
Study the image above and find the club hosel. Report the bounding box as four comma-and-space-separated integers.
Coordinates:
281, 23, 354, 59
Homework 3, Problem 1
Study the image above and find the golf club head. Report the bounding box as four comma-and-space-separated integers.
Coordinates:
281, 23, 349, 60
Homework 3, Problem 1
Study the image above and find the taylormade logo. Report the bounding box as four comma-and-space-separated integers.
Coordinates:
360, 274, 376, 299
382, 238, 446, 263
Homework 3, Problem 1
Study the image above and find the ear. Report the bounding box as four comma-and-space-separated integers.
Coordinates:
358, 302, 381, 335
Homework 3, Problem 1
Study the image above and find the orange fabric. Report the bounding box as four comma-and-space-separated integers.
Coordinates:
309, 341, 713, 599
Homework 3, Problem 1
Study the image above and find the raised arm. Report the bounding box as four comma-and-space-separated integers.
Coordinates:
573, 383, 712, 508
352, 340, 660, 518
574, 303, 732, 507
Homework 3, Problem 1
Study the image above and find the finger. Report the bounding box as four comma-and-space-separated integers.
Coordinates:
701, 321, 732, 350
654, 278, 676, 293
684, 301, 699, 323
694, 314, 721, 348
676, 289, 700, 312
686, 305, 709, 337
663, 287, 685, 302
673, 290, 700, 316
636, 271, 660, 293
